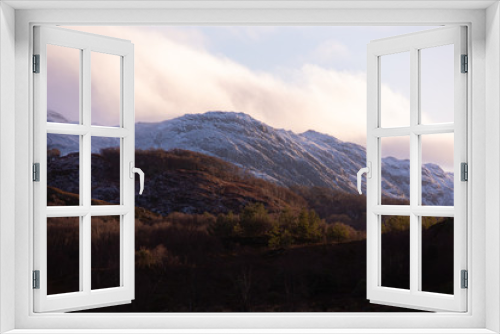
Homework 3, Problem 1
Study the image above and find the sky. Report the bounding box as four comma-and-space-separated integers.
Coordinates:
48, 25, 454, 171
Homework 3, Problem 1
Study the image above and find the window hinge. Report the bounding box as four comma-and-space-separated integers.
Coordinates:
461, 162, 468, 181
33, 270, 40, 289
33, 54, 40, 73
461, 270, 468, 289
33, 163, 40, 182
461, 54, 468, 73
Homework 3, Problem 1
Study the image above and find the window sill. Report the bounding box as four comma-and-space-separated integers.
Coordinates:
4, 329, 498, 334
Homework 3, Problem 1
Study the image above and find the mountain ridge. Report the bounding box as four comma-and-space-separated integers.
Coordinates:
47, 110, 454, 205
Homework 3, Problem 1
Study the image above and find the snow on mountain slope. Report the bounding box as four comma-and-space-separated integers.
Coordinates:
48, 110, 454, 205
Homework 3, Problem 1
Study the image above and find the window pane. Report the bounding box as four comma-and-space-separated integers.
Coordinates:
421, 216, 454, 294
91, 137, 121, 205
47, 134, 80, 206
381, 215, 410, 290
91, 52, 121, 127
420, 45, 454, 124
380, 52, 410, 128
421, 133, 454, 206
381, 136, 410, 205
47, 44, 80, 124
47, 217, 80, 295
91, 216, 121, 290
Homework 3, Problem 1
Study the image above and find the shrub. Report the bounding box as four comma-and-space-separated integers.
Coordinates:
209, 211, 238, 238
327, 222, 356, 243
381, 216, 410, 233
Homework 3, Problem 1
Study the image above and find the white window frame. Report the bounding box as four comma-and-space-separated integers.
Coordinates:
1, 1, 499, 333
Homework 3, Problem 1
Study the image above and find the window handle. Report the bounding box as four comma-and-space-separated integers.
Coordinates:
129, 162, 145, 195
357, 162, 371, 195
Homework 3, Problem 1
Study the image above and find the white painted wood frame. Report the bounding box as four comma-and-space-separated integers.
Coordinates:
32, 26, 135, 312
2, 4, 493, 333
366, 26, 467, 312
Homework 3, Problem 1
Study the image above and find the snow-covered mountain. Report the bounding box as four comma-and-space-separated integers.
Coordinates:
47, 110, 454, 205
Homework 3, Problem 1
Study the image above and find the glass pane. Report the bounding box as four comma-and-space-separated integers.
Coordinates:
91, 216, 121, 290
91, 52, 121, 127
380, 51, 410, 128
47, 44, 80, 124
421, 216, 454, 294
47, 217, 80, 295
91, 137, 120, 205
420, 45, 454, 124
47, 134, 80, 206
381, 215, 410, 290
381, 136, 410, 205
421, 133, 454, 206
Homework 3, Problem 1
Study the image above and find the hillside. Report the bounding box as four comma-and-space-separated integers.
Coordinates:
48, 147, 415, 233
292, 186, 408, 231
47, 148, 307, 216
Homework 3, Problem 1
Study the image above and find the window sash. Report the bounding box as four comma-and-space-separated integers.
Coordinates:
33, 25, 136, 313
366, 26, 468, 312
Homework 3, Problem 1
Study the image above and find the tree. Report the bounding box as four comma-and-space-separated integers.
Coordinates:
294, 209, 310, 242
307, 209, 323, 242
278, 207, 296, 230
240, 202, 272, 237
268, 222, 293, 249
292, 208, 324, 243
268, 223, 281, 249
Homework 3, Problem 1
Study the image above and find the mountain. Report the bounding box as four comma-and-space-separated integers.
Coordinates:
48, 110, 454, 205
47, 110, 78, 124
133, 111, 453, 205
135, 112, 363, 193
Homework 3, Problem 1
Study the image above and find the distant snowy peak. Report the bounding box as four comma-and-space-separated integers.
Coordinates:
140, 111, 265, 132
47, 110, 78, 124
48, 110, 454, 205
179, 111, 258, 123
48, 110, 69, 123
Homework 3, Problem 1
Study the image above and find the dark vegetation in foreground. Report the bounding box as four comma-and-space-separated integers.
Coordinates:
46, 148, 453, 312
